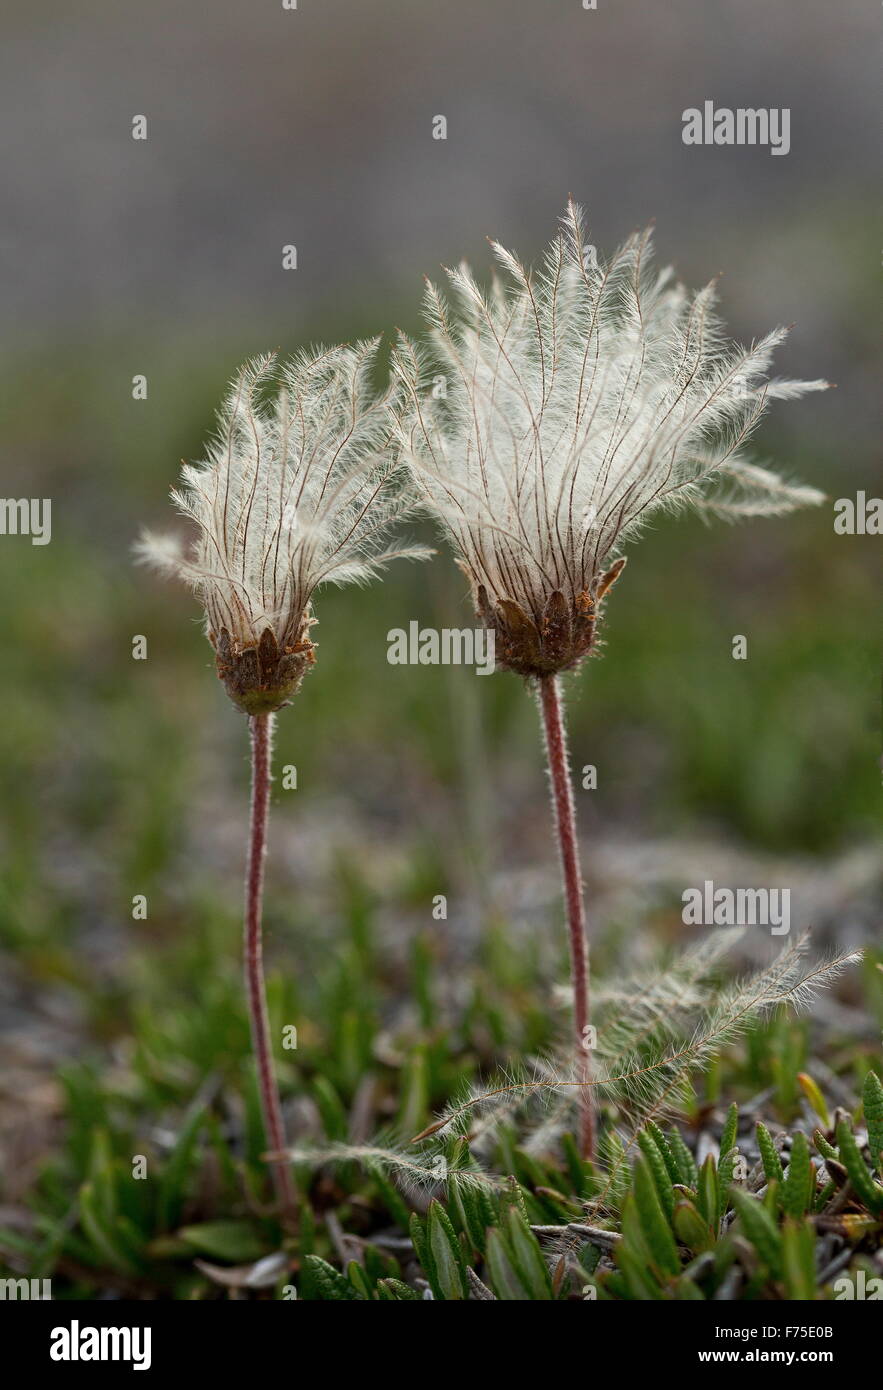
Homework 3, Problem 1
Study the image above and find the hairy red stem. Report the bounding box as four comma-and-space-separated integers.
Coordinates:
245, 712, 297, 1222
538, 674, 596, 1161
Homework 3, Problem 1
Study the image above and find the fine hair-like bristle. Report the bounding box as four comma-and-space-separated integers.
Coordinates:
136, 344, 431, 710
392, 201, 827, 674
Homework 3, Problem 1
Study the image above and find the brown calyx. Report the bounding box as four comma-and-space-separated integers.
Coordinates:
212, 617, 316, 715
475, 557, 627, 678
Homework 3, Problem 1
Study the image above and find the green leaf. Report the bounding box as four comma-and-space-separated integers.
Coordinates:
408, 1212, 431, 1267
503, 1206, 553, 1299
674, 1273, 706, 1300
634, 1155, 680, 1277
667, 1128, 698, 1188
599, 1128, 631, 1212
426, 1200, 468, 1300
645, 1121, 681, 1185
782, 1132, 814, 1218
485, 1226, 530, 1300
673, 1198, 714, 1253
717, 1147, 738, 1222
862, 1071, 883, 1178
302, 1254, 363, 1301
615, 1198, 662, 1300
813, 1129, 839, 1163
409, 1213, 431, 1281
78, 1182, 142, 1276
396, 1045, 430, 1142
178, 1221, 267, 1263
730, 1189, 781, 1276
638, 1129, 675, 1221
346, 1260, 374, 1299
836, 1120, 883, 1213
158, 1105, 205, 1232
696, 1154, 720, 1236
0, 1228, 40, 1259
311, 1076, 348, 1142
503, 1174, 531, 1224
781, 1218, 816, 1300
449, 1172, 496, 1254
86, 1129, 117, 1222
719, 1103, 739, 1160
377, 1277, 422, 1301
756, 1121, 784, 1184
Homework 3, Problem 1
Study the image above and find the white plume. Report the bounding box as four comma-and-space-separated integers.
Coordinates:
137, 343, 431, 655
392, 201, 827, 630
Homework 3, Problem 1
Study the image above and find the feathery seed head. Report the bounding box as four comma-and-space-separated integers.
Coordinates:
137, 345, 430, 714
392, 200, 827, 678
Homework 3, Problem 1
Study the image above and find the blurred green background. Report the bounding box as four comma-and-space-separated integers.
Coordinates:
0, 0, 879, 1281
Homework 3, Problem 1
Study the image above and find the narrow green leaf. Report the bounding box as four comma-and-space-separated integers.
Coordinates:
782, 1132, 814, 1218
427, 1200, 468, 1300
503, 1206, 553, 1300
78, 1183, 141, 1276
409, 1212, 431, 1283
836, 1120, 883, 1213
717, 1148, 738, 1222
615, 1201, 661, 1301
719, 1103, 739, 1160
638, 1129, 675, 1221
667, 1128, 698, 1188
484, 1226, 529, 1300
178, 1220, 266, 1263
504, 1174, 530, 1224
634, 1155, 680, 1278
781, 1218, 816, 1300
674, 1273, 706, 1300
813, 1129, 839, 1163
673, 1199, 713, 1253
862, 1071, 883, 1178
696, 1154, 720, 1235
158, 1105, 205, 1232
311, 1076, 348, 1142
346, 1260, 375, 1299
730, 1189, 782, 1276
303, 1254, 362, 1301
377, 1277, 422, 1301
645, 1121, 681, 1185
756, 1121, 784, 1184
450, 1174, 496, 1254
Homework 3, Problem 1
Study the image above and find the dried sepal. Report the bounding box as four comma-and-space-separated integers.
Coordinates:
474, 557, 625, 677
213, 617, 316, 715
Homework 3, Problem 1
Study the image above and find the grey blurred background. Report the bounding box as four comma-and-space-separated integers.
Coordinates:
2, 0, 880, 450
